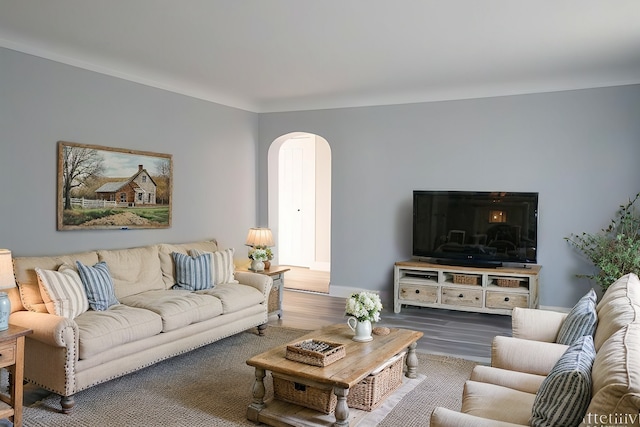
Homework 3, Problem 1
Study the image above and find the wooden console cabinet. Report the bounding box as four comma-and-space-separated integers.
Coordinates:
394, 260, 540, 315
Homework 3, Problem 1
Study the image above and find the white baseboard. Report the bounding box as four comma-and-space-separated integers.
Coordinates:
328, 285, 390, 304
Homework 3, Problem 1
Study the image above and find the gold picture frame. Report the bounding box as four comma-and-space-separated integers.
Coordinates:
57, 141, 172, 230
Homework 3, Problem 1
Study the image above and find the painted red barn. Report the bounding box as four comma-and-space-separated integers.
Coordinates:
95, 165, 157, 206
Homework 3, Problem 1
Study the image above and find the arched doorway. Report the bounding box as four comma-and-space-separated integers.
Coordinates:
268, 132, 331, 293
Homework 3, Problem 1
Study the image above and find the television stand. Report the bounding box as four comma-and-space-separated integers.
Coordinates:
393, 260, 540, 316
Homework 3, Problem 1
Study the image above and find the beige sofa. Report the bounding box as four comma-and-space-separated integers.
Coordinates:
431, 273, 640, 427
7, 239, 272, 413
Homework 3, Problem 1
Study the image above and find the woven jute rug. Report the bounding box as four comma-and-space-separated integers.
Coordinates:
21, 326, 476, 426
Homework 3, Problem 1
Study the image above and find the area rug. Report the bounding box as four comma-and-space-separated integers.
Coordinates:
21, 326, 476, 426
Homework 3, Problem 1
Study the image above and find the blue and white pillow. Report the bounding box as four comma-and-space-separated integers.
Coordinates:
76, 261, 119, 311
172, 252, 213, 291
530, 335, 595, 427
556, 289, 598, 345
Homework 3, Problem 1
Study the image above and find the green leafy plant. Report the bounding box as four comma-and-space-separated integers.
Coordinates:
565, 193, 640, 292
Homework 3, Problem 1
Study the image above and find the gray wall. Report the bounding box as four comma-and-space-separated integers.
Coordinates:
0, 47, 259, 256
3, 45, 640, 310
258, 86, 640, 309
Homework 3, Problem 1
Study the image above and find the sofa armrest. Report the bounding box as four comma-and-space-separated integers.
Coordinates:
9, 310, 78, 348
431, 407, 527, 427
492, 336, 568, 376
234, 271, 273, 298
470, 365, 546, 394
511, 307, 567, 342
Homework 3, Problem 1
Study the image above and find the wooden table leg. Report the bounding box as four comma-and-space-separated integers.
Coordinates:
405, 341, 418, 379
333, 386, 349, 427
246, 367, 266, 422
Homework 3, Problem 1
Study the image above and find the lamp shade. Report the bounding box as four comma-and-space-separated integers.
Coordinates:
0, 249, 16, 289
245, 228, 274, 247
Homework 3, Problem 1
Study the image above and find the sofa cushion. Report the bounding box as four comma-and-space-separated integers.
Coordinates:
190, 248, 238, 285
76, 261, 119, 311
35, 265, 89, 319
14, 251, 99, 313
158, 240, 219, 288
556, 289, 598, 345
594, 273, 640, 350
530, 335, 595, 427
75, 304, 163, 359
119, 290, 223, 332
586, 322, 640, 421
461, 380, 536, 425
198, 283, 264, 314
98, 245, 165, 299
172, 252, 213, 291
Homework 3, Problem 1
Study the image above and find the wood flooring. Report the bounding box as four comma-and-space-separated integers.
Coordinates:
281, 266, 330, 294
269, 289, 512, 364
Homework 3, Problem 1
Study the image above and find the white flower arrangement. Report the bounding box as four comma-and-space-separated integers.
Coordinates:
248, 248, 268, 261
345, 291, 383, 322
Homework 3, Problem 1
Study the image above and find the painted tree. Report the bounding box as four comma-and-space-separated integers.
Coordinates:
154, 158, 171, 204
62, 146, 104, 209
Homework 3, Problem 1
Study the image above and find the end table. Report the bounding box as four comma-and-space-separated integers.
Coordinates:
0, 325, 32, 427
238, 266, 290, 318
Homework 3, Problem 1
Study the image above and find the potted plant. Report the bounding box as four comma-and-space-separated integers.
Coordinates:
345, 291, 383, 342
248, 248, 268, 272
565, 193, 640, 292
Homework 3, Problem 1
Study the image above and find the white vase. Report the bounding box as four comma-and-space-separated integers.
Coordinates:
251, 259, 265, 272
347, 317, 373, 342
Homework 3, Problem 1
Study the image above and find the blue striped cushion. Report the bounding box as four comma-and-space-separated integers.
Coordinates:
76, 261, 119, 311
530, 335, 595, 427
556, 289, 598, 345
172, 252, 213, 291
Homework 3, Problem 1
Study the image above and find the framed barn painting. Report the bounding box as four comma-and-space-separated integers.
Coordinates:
57, 141, 172, 230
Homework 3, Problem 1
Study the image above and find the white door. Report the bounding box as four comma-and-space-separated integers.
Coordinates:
279, 136, 316, 267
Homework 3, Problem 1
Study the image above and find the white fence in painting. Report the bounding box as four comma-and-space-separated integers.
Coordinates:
69, 198, 128, 209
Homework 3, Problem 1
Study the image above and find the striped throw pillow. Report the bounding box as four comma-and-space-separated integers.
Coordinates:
530, 335, 595, 427
76, 261, 119, 311
190, 248, 236, 285
35, 265, 89, 319
556, 289, 598, 345
172, 252, 213, 291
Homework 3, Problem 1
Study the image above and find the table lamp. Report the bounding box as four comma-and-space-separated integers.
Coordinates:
0, 249, 16, 331
245, 228, 274, 271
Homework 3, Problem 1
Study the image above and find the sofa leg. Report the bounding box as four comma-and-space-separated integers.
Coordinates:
60, 395, 75, 414
257, 323, 267, 336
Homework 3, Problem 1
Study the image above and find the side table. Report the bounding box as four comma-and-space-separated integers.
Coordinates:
0, 325, 33, 427
238, 266, 290, 318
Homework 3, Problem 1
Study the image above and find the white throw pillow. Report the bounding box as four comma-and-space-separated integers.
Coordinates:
190, 248, 236, 285
35, 264, 90, 319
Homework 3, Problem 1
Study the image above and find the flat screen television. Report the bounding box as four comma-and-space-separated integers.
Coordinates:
412, 191, 539, 267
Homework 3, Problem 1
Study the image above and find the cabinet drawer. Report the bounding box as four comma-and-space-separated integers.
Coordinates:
441, 287, 482, 308
486, 291, 529, 309
0, 342, 16, 368
399, 284, 438, 304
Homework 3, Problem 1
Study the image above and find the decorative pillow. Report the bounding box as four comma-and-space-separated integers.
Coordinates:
556, 289, 598, 345
76, 261, 119, 311
190, 248, 236, 285
35, 265, 89, 319
530, 335, 595, 427
172, 252, 213, 291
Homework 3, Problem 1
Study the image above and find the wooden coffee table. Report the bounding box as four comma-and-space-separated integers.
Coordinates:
246, 324, 423, 427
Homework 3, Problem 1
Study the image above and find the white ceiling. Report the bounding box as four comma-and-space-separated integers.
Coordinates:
1, 1, 640, 113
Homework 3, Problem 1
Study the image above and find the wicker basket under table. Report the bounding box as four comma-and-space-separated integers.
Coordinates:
347, 352, 405, 411
272, 352, 405, 414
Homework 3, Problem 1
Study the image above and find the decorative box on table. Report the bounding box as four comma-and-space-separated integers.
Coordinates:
285, 339, 346, 367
